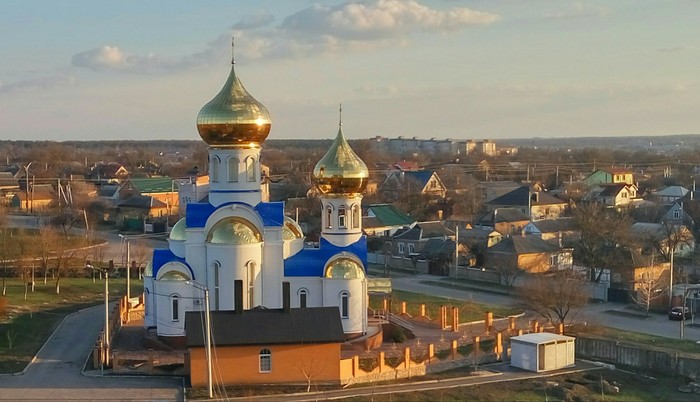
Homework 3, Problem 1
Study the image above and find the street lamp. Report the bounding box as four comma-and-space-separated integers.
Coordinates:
187, 280, 213, 399
118, 234, 131, 312
23, 162, 33, 213
87, 262, 109, 367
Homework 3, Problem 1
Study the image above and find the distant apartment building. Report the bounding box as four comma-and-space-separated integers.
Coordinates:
372, 136, 510, 157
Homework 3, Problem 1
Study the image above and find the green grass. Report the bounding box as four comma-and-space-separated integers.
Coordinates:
572, 325, 700, 355
370, 290, 521, 323
0, 277, 143, 373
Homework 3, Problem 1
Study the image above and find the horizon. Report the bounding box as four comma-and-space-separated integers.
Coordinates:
1, 1, 698, 142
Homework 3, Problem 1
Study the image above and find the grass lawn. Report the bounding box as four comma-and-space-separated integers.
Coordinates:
0, 277, 143, 374
370, 290, 522, 324
571, 324, 700, 355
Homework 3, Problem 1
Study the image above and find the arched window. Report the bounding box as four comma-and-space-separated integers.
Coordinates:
259, 348, 271, 373
211, 156, 220, 182
298, 288, 308, 308
171, 295, 180, 321
352, 204, 360, 228
340, 291, 349, 319
213, 261, 221, 310
246, 261, 256, 309
227, 157, 239, 182
246, 157, 256, 182
325, 205, 333, 229
338, 205, 347, 228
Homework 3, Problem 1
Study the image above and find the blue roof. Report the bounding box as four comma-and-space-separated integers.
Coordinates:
403, 171, 434, 187
284, 236, 368, 277
151, 248, 194, 279
186, 201, 285, 228
255, 201, 284, 227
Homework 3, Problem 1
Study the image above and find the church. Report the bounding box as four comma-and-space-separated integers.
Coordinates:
142, 44, 372, 348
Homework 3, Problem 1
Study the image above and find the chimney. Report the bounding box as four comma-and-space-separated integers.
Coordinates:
234, 280, 243, 314
282, 282, 291, 313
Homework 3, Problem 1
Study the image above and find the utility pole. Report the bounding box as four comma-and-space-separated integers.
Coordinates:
204, 287, 213, 398
24, 162, 33, 213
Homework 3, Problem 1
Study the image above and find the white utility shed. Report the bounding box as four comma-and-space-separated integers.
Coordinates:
510, 333, 575, 372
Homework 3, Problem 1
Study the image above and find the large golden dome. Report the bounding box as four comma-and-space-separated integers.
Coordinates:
313, 113, 369, 195
196, 49, 271, 148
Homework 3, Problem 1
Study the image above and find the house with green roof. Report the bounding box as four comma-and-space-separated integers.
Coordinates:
362, 204, 415, 236
115, 177, 179, 216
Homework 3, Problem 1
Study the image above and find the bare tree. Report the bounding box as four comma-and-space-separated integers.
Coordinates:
131, 240, 152, 280
519, 269, 589, 325
37, 222, 59, 284
52, 235, 80, 295
293, 352, 327, 393
572, 202, 632, 282
492, 252, 522, 291
631, 268, 666, 317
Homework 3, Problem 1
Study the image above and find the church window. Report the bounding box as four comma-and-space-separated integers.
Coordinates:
171, 295, 180, 321
246, 157, 256, 182
227, 157, 239, 182
259, 349, 271, 373
211, 157, 220, 182
352, 204, 360, 228
326, 205, 333, 229
298, 288, 308, 308
214, 261, 221, 310
340, 291, 349, 319
338, 206, 347, 228
247, 261, 256, 309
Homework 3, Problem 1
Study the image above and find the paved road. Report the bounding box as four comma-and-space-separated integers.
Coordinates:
389, 273, 700, 342
0, 304, 183, 401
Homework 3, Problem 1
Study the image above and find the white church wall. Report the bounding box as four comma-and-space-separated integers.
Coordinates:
323, 278, 366, 335
143, 277, 155, 327
207, 242, 262, 310
209, 148, 263, 207
153, 280, 193, 337
288, 277, 323, 308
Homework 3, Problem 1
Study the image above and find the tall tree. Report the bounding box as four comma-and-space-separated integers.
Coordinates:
0, 204, 7, 296
572, 202, 632, 282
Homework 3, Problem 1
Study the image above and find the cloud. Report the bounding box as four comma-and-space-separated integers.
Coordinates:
281, 0, 499, 40
231, 11, 275, 30
71, 36, 230, 74
0, 74, 76, 94
545, 1, 612, 19
70, 1, 499, 73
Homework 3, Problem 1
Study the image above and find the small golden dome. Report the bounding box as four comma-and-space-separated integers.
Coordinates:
313, 109, 368, 195
196, 43, 271, 148
324, 252, 365, 279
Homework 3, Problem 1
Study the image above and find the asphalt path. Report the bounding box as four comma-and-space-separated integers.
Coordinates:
0, 304, 183, 401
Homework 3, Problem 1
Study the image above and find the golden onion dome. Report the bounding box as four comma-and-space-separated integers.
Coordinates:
206, 217, 262, 245
313, 108, 369, 195
324, 252, 366, 279
196, 41, 271, 148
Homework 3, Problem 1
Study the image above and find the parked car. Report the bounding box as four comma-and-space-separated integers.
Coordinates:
668, 306, 692, 320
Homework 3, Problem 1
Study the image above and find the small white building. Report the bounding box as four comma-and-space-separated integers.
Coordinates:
510, 333, 575, 372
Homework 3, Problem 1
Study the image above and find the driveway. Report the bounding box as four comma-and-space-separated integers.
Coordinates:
0, 304, 183, 401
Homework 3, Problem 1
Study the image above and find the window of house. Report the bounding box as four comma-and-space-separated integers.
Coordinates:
408, 243, 415, 254
674, 210, 681, 219
338, 206, 347, 228
326, 205, 333, 229
259, 349, 271, 373
228, 157, 239, 182
398, 243, 405, 255
171, 295, 179, 321
299, 289, 308, 308
340, 291, 349, 319
210, 157, 220, 182
246, 157, 255, 182
550, 255, 558, 268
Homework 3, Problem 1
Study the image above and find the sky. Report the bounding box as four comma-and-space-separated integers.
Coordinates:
0, 0, 698, 142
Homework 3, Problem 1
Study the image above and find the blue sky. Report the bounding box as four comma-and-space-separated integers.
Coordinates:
1, 0, 698, 142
